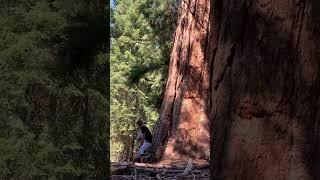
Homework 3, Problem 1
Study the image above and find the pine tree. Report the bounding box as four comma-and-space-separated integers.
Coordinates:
110, 0, 177, 161
0, 0, 109, 179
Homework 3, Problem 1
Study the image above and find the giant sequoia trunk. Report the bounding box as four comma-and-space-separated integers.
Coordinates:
152, 0, 211, 161
153, 0, 320, 179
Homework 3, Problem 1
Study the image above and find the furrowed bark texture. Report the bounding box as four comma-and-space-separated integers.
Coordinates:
153, 0, 320, 179
153, 0, 211, 161
209, 0, 320, 179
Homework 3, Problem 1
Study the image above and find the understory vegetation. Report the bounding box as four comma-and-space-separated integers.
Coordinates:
110, 0, 177, 161
0, 0, 108, 179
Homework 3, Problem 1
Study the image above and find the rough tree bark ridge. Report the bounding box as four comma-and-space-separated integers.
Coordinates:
153, 0, 320, 179
153, 0, 211, 161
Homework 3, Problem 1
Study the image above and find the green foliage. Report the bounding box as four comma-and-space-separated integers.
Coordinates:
110, 0, 177, 161
0, 0, 108, 179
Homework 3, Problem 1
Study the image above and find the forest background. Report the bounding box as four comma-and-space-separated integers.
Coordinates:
0, 0, 108, 179
110, 0, 177, 162
0, 0, 178, 179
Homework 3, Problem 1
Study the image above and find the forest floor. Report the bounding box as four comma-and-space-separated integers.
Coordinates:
111, 159, 210, 180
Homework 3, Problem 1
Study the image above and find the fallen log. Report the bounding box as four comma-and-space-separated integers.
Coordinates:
111, 160, 210, 180
133, 162, 166, 169
156, 169, 201, 174
111, 162, 134, 166
111, 175, 134, 180
132, 163, 209, 170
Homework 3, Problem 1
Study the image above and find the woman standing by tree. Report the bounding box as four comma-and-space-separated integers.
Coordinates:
135, 120, 153, 163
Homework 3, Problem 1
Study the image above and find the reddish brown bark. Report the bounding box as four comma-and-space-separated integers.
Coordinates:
153, 0, 320, 179
152, 0, 211, 161
209, 0, 320, 179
